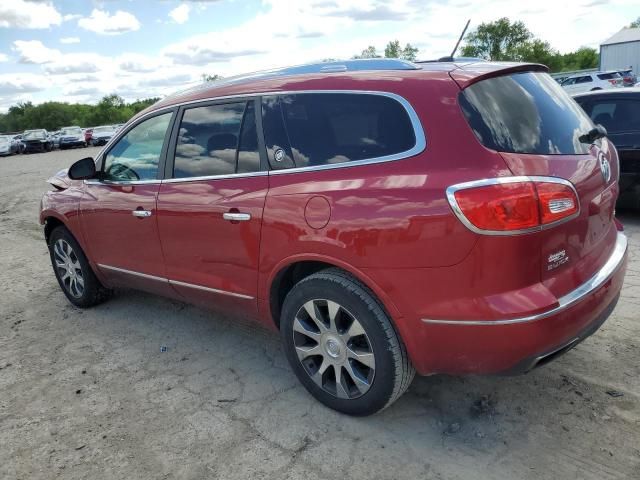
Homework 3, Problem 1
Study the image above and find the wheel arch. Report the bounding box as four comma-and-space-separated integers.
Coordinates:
265, 254, 403, 331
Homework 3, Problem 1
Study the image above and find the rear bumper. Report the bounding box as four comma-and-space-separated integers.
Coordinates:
410, 232, 628, 375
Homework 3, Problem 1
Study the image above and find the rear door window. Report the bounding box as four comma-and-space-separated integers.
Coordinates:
459, 71, 594, 155
261, 93, 416, 169
173, 101, 260, 178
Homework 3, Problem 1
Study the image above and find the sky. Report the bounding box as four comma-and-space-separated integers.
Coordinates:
0, 0, 638, 111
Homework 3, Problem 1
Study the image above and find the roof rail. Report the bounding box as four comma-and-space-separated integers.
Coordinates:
162, 58, 421, 102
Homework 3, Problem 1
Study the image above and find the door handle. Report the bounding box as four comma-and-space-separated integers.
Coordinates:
132, 209, 152, 218
223, 212, 251, 222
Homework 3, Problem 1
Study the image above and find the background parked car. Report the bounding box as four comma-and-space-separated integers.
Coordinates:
59, 126, 87, 150
561, 71, 623, 94
0, 135, 20, 156
574, 87, 640, 209
12, 134, 25, 153
90, 125, 116, 146
617, 69, 637, 87
22, 129, 53, 153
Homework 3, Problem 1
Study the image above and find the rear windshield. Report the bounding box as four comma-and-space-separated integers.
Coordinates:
597, 72, 619, 80
62, 128, 82, 135
459, 72, 593, 155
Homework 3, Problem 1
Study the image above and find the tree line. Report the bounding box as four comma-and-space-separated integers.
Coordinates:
0, 94, 159, 133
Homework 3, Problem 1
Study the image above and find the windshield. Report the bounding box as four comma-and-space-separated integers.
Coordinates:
459, 72, 594, 155
62, 128, 82, 135
24, 130, 46, 140
93, 126, 113, 133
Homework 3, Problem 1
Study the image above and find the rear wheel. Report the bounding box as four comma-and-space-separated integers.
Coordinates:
280, 268, 414, 416
49, 226, 111, 308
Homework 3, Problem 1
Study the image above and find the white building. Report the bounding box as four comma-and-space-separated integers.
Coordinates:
600, 27, 640, 73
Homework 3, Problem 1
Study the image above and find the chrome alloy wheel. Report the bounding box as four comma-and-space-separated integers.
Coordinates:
53, 239, 84, 298
293, 299, 376, 399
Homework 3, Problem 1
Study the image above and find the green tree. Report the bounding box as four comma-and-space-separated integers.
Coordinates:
0, 95, 161, 133
561, 47, 599, 71
630, 17, 640, 28
201, 74, 222, 82
384, 40, 419, 61
461, 18, 532, 60
353, 46, 381, 59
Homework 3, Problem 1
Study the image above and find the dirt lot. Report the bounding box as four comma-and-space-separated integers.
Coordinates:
1, 147, 639, 480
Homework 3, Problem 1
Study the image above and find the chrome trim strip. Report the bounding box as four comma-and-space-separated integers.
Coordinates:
85, 179, 162, 186
446, 176, 581, 236
421, 232, 627, 326
168, 279, 254, 300
162, 170, 267, 184
97, 264, 166, 283
97, 264, 254, 300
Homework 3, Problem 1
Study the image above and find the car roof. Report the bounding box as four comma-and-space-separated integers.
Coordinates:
573, 87, 640, 98
144, 59, 546, 116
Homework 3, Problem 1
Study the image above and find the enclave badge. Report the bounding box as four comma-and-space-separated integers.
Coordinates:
598, 151, 611, 183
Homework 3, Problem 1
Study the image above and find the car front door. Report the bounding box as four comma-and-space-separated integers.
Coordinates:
80, 110, 176, 296
156, 98, 268, 317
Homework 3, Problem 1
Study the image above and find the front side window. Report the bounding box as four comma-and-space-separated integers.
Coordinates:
173, 101, 260, 178
262, 93, 416, 170
103, 112, 172, 182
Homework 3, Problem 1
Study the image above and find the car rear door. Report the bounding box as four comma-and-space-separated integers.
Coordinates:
156, 98, 268, 317
80, 110, 176, 297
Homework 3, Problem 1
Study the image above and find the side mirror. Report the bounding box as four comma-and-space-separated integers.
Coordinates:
68, 157, 97, 180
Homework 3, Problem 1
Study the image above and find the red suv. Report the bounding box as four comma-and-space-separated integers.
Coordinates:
40, 59, 628, 415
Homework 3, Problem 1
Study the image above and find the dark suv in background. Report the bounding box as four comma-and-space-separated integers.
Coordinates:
574, 88, 640, 209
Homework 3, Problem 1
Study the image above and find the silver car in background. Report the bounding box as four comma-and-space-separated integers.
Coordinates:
90, 125, 117, 146
0, 135, 20, 156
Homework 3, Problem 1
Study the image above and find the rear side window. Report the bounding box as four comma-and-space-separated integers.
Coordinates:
173, 101, 260, 178
459, 72, 594, 155
580, 99, 640, 134
262, 93, 416, 169
576, 76, 593, 84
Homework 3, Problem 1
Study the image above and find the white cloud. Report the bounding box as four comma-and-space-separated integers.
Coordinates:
12, 40, 61, 64
60, 37, 81, 44
0, 73, 50, 95
63, 14, 82, 22
169, 4, 191, 24
0, 53, 8, 62
0, 0, 62, 29
78, 9, 141, 35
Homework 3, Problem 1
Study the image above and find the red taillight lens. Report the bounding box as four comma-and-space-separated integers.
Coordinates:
453, 182, 539, 231
535, 182, 578, 225
449, 178, 579, 234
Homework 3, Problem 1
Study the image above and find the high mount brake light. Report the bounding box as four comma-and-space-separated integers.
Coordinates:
446, 177, 579, 235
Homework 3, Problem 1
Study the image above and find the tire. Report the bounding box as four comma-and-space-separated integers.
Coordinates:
48, 226, 111, 308
280, 268, 415, 416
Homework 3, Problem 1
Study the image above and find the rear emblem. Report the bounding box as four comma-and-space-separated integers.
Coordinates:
547, 249, 569, 271
598, 152, 611, 183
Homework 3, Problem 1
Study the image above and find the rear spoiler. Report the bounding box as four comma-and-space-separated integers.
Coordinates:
449, 62, 549, 90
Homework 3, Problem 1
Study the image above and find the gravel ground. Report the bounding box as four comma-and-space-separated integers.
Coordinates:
1, 148, 639, 480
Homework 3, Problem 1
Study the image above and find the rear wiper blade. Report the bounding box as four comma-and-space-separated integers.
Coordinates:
579, 124, 608, 144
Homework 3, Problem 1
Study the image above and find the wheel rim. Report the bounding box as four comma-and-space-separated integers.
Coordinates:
53, 239, 84, 298
292, 299, 376, 399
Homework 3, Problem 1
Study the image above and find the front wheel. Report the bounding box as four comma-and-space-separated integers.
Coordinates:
48, 226, 111, 308
280, 268, 414, 416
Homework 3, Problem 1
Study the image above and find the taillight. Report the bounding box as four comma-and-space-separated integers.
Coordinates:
447, 177, 579, 234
